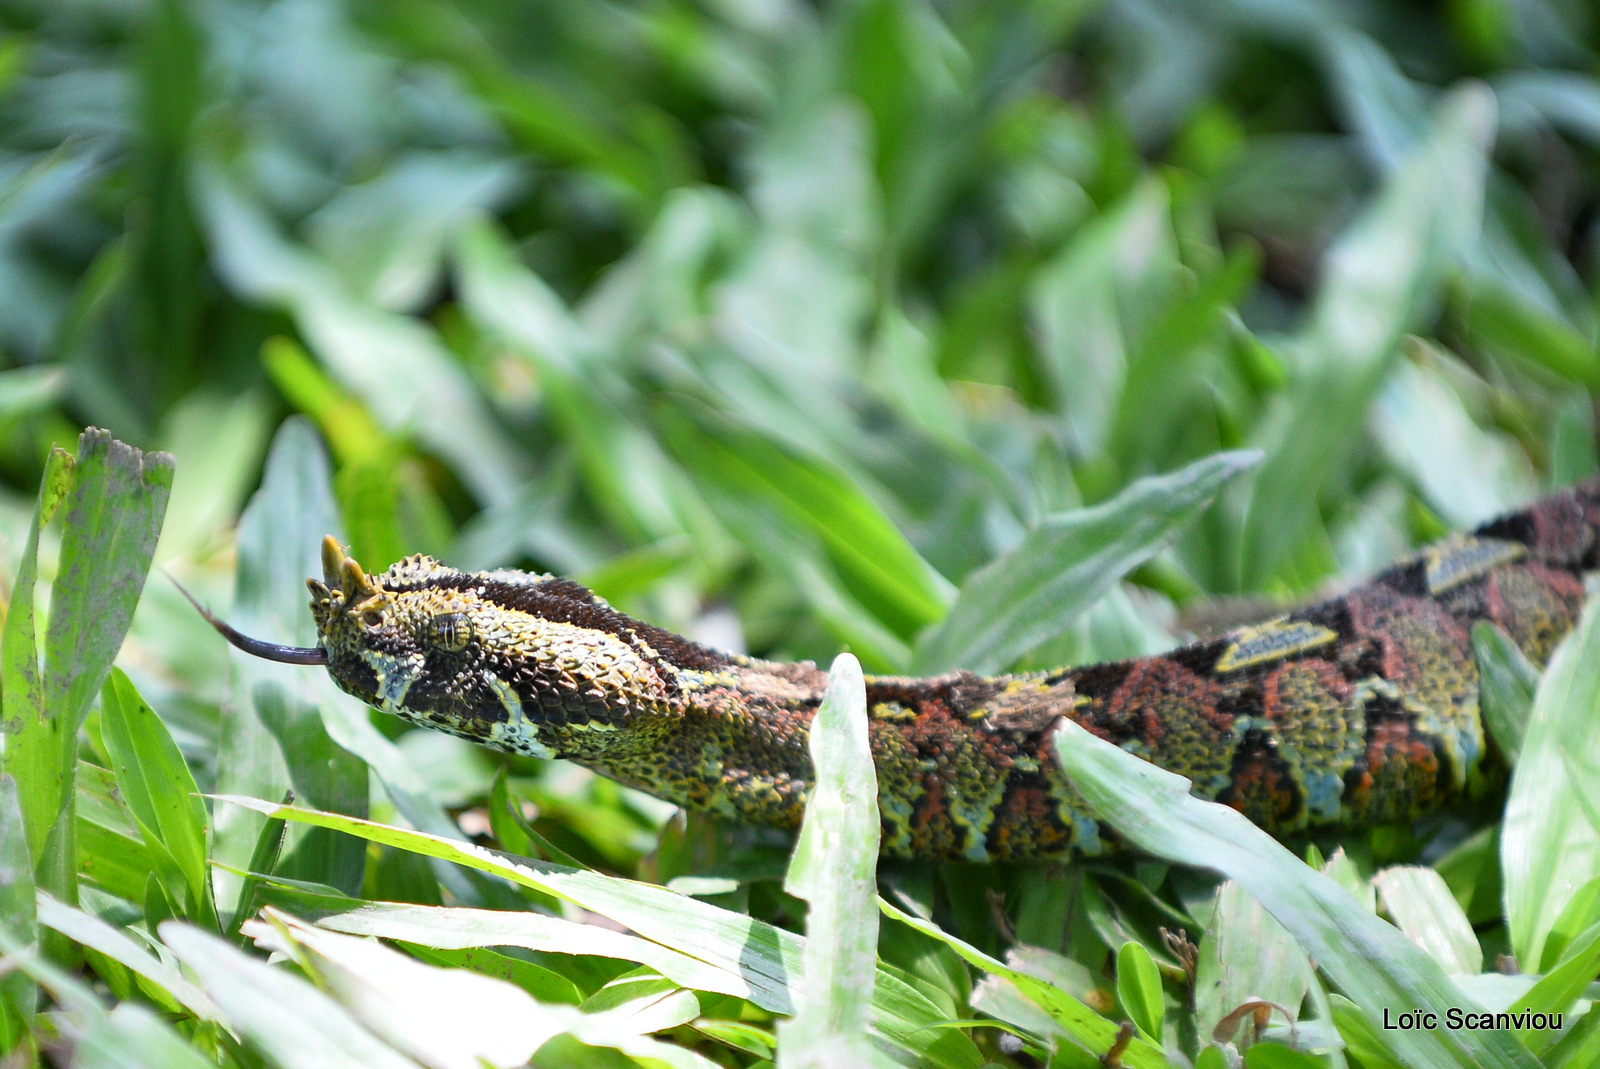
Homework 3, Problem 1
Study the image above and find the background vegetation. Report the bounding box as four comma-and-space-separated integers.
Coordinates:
2, 0, 1600, 1065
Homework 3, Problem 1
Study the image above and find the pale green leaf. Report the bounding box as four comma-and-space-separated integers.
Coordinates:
1504, 593, 1600, 969
914, 450, 1259, 675
1054, 718, 1538, 1069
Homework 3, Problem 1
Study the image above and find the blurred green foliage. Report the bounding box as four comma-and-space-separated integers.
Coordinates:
2, 0, 1600, 1065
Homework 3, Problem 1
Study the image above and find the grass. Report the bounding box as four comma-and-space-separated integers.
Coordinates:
1, 0, 1600, 1066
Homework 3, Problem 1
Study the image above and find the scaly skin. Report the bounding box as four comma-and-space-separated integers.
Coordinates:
292, 478, 1600, 862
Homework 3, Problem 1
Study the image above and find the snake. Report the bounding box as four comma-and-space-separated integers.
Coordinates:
193, 476, 1600, 862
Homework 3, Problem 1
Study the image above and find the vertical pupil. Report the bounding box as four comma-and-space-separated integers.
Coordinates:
434, 613, 469, 651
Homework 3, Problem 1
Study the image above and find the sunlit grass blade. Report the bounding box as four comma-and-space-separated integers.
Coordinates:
779, 653, 882, 1068
914, 450, 1259, 675
208, 794, 984, 1069
68, 1003, 217, 1069
245, 907, 569, 1069
311, 901, 750, 999
35, 892, 218, 1022
662, 404, 953, 640
159, 920, 421, 1069
1502, 594, 1600, 970
1054, 719, 1538, 1069
1371, 866, 1481, 975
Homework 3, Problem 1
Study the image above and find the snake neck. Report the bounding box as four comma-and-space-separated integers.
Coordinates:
542, 654, 1087, 861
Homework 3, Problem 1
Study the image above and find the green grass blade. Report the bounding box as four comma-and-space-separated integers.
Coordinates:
3, 430, 171, 920
98, 668, 216, 929
1242, 85, 1494, 587
663, 405, 953, 640
1371, 866, 1482, 975
779, 653, 882, 1068
69, 1004, 216, 1069
2, 446, 73, 876
878, 897, 1169, 1069
244, 907, 572, 1069
213, 417, 367, 911
1194, 880, 1310, 1049
1115, 941, 1165, 1043
159, 920, 423, 1069
1505, 920, 1600, 1053
208, 794, 984, 1069
0, 775, 36, 1035
914, 450, 1259, 675
43, 428, 174, 742
1053, 718, 1539, 1069
1472, 621, 1539, 764
1503, 594, 1600, 970
35, 892, 217, 1023
314, 902, 732, 998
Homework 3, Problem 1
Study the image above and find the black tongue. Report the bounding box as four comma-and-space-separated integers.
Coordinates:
171, 576, 328, 666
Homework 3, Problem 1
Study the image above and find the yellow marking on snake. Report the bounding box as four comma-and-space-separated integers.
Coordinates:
1215, 619, 1339, 673
1424, 536, 1526, 594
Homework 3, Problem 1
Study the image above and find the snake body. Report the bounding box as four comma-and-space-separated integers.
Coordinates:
269, 479, 1600, 861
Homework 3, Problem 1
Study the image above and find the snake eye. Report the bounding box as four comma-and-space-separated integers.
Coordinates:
430, 612, 473, 653
360, 609, 384, 628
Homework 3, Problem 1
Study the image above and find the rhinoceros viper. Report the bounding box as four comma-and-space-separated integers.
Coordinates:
195, 477, 1600, 862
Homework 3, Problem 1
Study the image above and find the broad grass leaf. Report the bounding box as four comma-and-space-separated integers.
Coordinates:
1472, 621, 1538, 763
1543, 1004, 1600, 1068
3, 430, 170, 915
68, 1003, 215, 1069
0, 776, 35, 1032
98, 668, 216, 928
312, 902, 748, 1000
1372, 866, 1482, 974
1243, 85, 1494, 587
914, 450, 1259, 675
1053, 719, 1538, 1069
213, 418, 366, 910
780, 653, 883, 1068
663, 405, 952, 640
1194, 881, 1310, 1049
44, 430, 174, 733
159, 920, 422, 1069
76, 761, 161, 903
1503, 593, 1600, 970
244, 908, 573, 1069
1114, 941, 1164, 1043
35, 892, 217, 1022
1506, 920, 1600, 1054
577, 971, 699, 1034
209, 795, 984, 1069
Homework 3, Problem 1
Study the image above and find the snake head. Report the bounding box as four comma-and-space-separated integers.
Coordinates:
194, 536, 724, 762
306, 536, 476, 723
